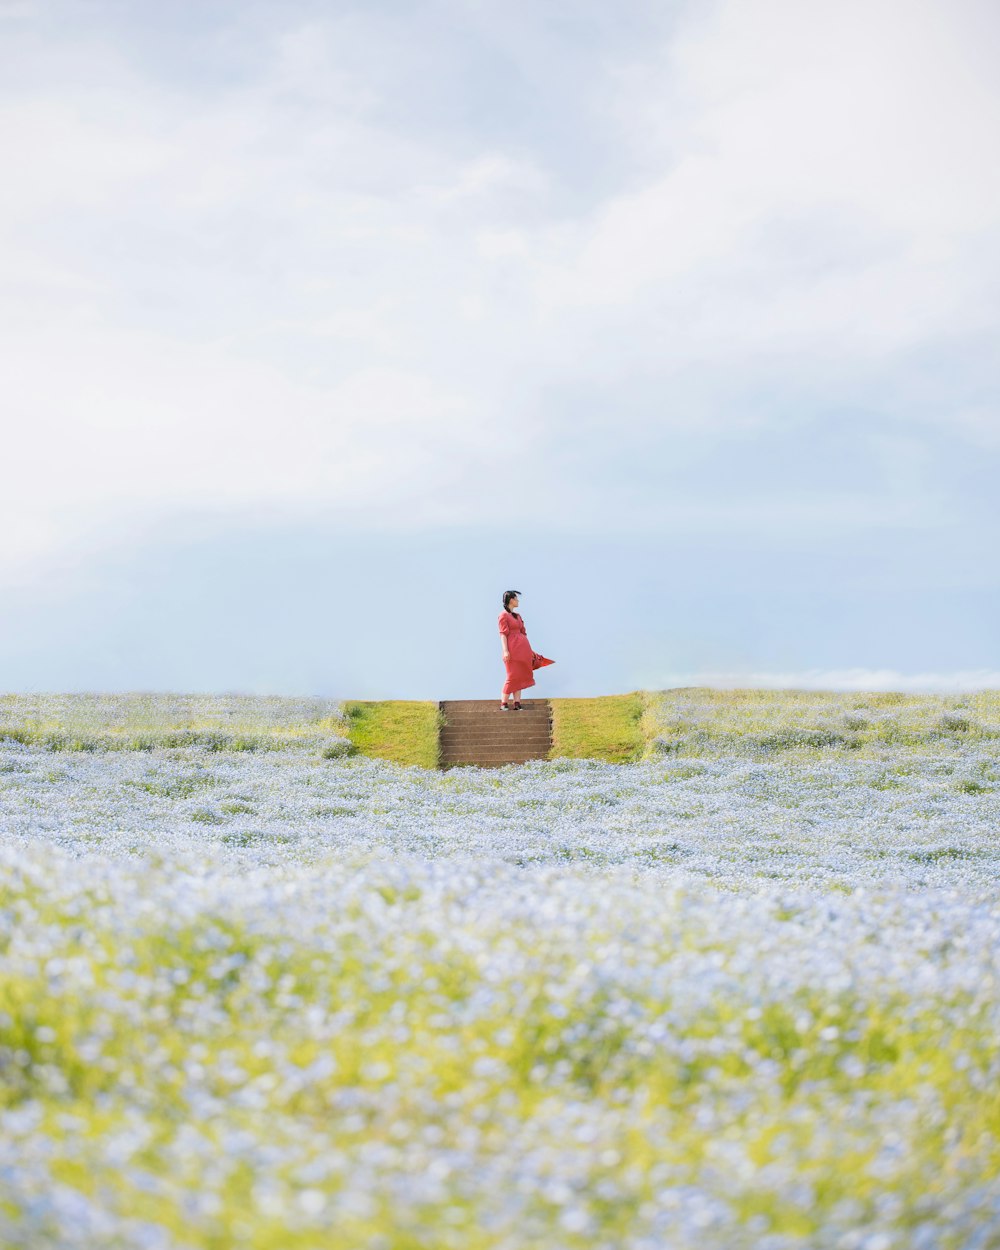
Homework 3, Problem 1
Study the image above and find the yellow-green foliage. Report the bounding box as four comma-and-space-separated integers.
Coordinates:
2, 859, 998, 1247
343, 700, 443, 768
648, 687, 1000, 757
550, 692, 649, 763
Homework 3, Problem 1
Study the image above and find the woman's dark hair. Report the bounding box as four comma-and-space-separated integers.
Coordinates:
503, 589, 521, 615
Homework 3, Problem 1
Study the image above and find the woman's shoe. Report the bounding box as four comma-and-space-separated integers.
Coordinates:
514, 701, 522, 710
500, 701, 509, 711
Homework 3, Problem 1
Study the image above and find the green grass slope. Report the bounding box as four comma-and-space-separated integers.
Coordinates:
549, 692, 650, 763
342, 700, 443, 769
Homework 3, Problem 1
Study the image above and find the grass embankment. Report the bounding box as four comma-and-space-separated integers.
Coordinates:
14, 688, 992, 770
342, 700, 443, 769
345, 695, 651, 769
647, 687, 1000, 756
0, 693, 347, 754
549, 691, 651, 763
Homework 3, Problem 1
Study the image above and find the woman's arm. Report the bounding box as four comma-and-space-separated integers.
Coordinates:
498, 614, 510, 660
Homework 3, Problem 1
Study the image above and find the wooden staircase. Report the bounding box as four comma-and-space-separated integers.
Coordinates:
438, 699, 552, 769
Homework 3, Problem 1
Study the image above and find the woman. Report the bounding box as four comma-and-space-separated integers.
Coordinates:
498, 589, 554, 710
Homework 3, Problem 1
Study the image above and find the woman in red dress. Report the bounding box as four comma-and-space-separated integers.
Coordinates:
498, 589, 554, 710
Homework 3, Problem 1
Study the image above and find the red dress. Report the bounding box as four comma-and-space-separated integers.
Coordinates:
498, 610, 554, 697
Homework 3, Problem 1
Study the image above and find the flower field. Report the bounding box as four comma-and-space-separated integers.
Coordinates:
1, 691, 999, 1248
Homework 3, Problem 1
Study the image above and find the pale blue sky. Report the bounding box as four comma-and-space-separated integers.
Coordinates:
2, 0, 998, 698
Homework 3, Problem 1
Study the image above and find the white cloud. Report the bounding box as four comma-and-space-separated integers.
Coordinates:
916, 407, 1000, 450
533, 0, 1000, 361
2, 313, 493, 586
655, 669, 1000, 693
1, 0, 997, 588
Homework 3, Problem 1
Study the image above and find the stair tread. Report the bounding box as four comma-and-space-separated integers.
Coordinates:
440, 738, 550, 744
441, 742, 549, 750
441, 746, 550, 753
443, 718, 549, 724
441, 700, 549, 705
442, 715, 550, 722
440, 750, 547, 760
442, 750, 549, 756
441, 741, 550, 748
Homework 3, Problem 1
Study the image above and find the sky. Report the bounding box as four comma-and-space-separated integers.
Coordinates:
1, 0, 998, 700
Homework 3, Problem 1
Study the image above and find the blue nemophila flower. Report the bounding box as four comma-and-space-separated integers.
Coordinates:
0, 691, 999, 1248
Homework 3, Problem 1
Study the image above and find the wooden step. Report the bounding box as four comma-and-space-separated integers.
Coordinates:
440, 756, 549, 765
442, 730, 550, 740
438, 703, 552, 720
438, 699, 552, 768
441, 720, 550, 731
440, 744, 548, 752
440, 705, 547, 715
442, 733, 550, 740
441, 715, 549, 725
441, 709, 550, 720
441, 749, 549, 762
440, 720, 550, 733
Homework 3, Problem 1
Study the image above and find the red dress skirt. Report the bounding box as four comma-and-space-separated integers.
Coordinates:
498, 610, 554, 697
